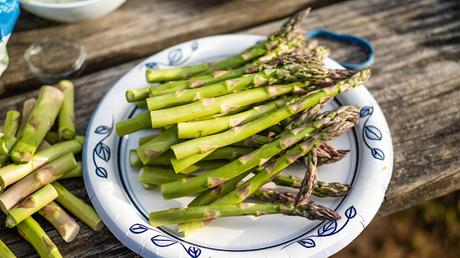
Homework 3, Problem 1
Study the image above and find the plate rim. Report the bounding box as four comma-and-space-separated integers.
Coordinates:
83, 33, 393, 258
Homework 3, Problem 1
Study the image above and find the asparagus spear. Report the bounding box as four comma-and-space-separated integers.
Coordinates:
161, 106, 359, 199
139, 167, 188, 186
145, 9, 310, 82
0, 153, 77, 212
149, 201, 339, 227
17, 98, 36, 137
170, 151, 213, 173
44, 131, 61, 144
0, 139, 82, 190
232, 134, 273, 147
295, 150, 318, 205
115, 111, 151, 136
57, 80, 76, 140
0, 240, 15, 258
6, 184, 59, 228
52, 182, 104, 231
146, 56, 328, 110
11, 86, 64, 163
213, 113, 358, 206
170, 69, 370, 159
136, 126, 178, 164
17, 217, 62, 258
151, 82, 307, 129
125, 86, 151, 103
0, 110, 20, 156
316, 142, 349, 164
60, 162, 82, 179
177, 97, 290, 138
38, 201, 80, 242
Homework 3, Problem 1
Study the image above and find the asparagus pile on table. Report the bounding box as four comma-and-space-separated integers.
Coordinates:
116, 8, 371, 236
0, 81, 103, 258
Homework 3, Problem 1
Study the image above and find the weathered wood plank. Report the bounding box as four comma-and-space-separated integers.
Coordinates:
0, 0, 459, 256
0, 0, 343, 96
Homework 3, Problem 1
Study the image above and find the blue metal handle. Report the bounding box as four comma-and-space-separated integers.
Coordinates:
306, 29, 374, 70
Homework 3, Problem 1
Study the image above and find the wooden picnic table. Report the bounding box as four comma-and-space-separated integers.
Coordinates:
0, 0, 459, 256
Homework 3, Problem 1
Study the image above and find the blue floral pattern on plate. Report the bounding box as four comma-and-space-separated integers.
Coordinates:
360, 106, 385, 160
93, 118, 114, 179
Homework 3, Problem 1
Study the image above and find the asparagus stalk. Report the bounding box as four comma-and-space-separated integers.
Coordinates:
115, 111, 151, 136
38, 201, 80, 242
44, 131, 61, 144
145, 9, 309, 82
213, 114, 358, 206
60, 162, 82, 179
151, 82, 307, 129
57, 80, 76, 140
0, 240, 15, 258
0, 153, 77, 212
136, 126, 178, 164
139, 167, 188, 186
146, 56, 328, 111
177, 97, 290, 138
0, 110, 20, 156
125, 86, 151, 102
232, 134, 273, 147
170, 69, 370, 159
6, 184, 59, 228
170, 151, 213, 173
17, 98, 36, 137
52, 182, 104, 231
316, 142, 349, 164
11, 86, 64, 163
295, 150, 318, 205
161, 106, 359, 199
150, 201, 338, 227
0, 139, 82, 190
17, 217, 62, 258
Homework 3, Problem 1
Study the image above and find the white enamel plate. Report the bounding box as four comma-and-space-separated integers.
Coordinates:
83, 35, 393, 258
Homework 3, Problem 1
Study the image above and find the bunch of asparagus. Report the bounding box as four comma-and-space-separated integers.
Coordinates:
116, 9, 370, 236
0, 81, 103, 258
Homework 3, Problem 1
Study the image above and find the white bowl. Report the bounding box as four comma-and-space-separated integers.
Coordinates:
20, 0, 126, 23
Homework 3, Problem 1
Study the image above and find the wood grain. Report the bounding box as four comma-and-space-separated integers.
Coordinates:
0, 0, 343, 96
0, 0, 459, 256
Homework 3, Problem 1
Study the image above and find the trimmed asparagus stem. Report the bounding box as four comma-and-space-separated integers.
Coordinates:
6, 184, 59, 228
44, 131, 61, 144
38, 201, 80, 242
134, 100, 147, 108
149, 201, 338, 227
0, 110, 20, 156
162, 106, 360, 199
17, 98, 36, 137
152, 82, 307, 129
57, 80, 76, 140
138, 134, 156, 145
213, 114, 358, 206
126, 86, 151, 102
52, 182, 103, 231
17, 217, 62, 258
0, 239, 15, 258
171, 151, 213, 173
11, 86, 64, 163
177, 97, 290, 138
232, 134, 272, 147
170, 69, 370, 159
130, 149, 142, 168
137, 126, 178, 164
0, 153, 77, 212
145, 8, 309, 82
0, 140, 81, 190
115, 111, 151, 136
60, 162, 82, 179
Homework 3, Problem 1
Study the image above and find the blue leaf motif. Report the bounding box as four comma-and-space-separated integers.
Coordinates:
187, 246, 202, 258
129, 224, 150, 234
151, 235, 177, 247
359, 106, 373, 118
298, 238, 316, 248
145, 62, 158, 69
345, 206, 357, 219
95, 126, 111, 134
371, 148, 385, 160
168, 48, 183, 66
364, 125, 382, 141
95, 142, 110, 162
191, 41, 199, 51
318, 220, 337, 236
95, 167, 107, 178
